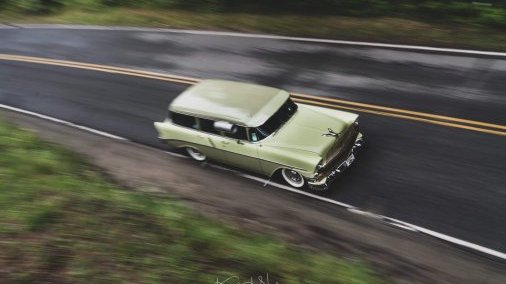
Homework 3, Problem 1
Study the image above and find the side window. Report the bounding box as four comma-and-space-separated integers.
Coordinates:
199, 118, 220, 135
249, 128, 267, 142
226, 126, 248, 140
171, 112, 197, 129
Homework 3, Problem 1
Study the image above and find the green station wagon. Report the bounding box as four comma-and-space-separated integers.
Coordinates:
154, 80, 364, 190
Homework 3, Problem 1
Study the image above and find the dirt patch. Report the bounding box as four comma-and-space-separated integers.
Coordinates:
3, 109, 504, 283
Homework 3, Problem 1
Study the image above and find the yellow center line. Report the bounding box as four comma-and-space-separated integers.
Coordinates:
1, 53, 504, 136
0, 54, 199, 84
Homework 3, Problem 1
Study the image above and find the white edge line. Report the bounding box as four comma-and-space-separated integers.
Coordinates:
0, 104, 128, 141
164, 150, 189, 159
8, 24, 506, 57
1, 103, 504, 260
224, 171, 506, 260
347, 208, 506, 259
240, 173, 356, 209
383, 217, 506, 260
416, 226, 506, 259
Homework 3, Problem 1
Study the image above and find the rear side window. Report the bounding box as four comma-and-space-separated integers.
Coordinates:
199, 118, 220, 135
225, 126, 248, 140
171, 112, 197, 129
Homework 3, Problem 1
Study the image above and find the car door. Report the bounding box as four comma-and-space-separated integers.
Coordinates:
212, 126, 262, 173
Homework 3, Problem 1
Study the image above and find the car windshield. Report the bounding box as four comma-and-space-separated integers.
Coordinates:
252, 98, 297, 141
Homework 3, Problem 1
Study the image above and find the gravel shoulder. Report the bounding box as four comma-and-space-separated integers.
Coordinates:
2, 109, 504, 283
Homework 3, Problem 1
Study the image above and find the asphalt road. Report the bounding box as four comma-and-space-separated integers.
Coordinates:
0, 26, 505, 253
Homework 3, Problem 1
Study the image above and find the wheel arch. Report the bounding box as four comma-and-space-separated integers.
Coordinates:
268, 166, 311, 179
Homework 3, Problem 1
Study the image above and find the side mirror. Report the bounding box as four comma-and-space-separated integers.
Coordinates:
214, 121, 236, 133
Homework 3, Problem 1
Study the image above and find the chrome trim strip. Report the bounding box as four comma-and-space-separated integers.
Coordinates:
159, 138, 306, 171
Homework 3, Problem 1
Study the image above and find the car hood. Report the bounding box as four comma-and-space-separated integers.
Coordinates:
263, 104, 353, 156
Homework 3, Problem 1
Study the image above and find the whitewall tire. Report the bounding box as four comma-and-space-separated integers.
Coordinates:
186, 147, 206, 161
281, 168, 305, 188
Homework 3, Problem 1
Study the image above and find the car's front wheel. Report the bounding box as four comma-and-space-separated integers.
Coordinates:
185, 147, 206, 161
281, 168, 305, 188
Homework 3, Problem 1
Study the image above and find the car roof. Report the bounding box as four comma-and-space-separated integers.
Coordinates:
169, 80, 289, 127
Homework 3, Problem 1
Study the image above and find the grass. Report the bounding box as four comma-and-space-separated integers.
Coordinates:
1, 7, 506, 51
0, 119, 381, 283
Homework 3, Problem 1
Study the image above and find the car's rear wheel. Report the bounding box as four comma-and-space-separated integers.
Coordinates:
281, 168, 305, 188
186, 147, 206, 161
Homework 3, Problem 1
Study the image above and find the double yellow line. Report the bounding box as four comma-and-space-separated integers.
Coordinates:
291, 94, 506, 136
0, 54, 197, 85
1, 53, 505, 136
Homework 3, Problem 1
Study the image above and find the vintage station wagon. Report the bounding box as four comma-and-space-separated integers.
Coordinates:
154, 80, 364, 190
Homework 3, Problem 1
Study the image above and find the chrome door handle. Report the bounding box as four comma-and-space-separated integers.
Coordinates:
222, 141, 230, 145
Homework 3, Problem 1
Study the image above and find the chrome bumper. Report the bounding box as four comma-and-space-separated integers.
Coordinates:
307, 134, 364, 190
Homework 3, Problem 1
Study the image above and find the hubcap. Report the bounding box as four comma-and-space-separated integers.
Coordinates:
288, 170, 301, 182
282, 169, 304, 188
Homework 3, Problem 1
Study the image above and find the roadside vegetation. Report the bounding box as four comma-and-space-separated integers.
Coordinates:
0, 1, 505, 51
0, 119, 380, 283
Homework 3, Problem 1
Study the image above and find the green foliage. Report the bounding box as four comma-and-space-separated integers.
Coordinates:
2, 0, 505, 27
479, 5, 506, 27
99, 0, 132, 7
0, 119, 380, 283
5, 0, 64, 13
